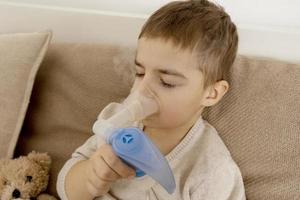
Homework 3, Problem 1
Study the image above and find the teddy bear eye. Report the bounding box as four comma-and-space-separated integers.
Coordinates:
3, 179, 9, 185
26, 176, 33, 183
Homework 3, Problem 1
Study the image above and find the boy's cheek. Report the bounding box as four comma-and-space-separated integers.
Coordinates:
141, 111, 174, 126
158, 110, 183, 126
142, 103, 187, 126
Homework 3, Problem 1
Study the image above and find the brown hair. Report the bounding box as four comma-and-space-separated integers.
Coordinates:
138, 0, 238, 90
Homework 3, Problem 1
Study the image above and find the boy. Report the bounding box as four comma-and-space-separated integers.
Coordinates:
57, 0, 246, 199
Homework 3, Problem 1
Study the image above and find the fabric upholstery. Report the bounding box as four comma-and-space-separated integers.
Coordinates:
0, 31, 52, 158
202, 55, 300, 199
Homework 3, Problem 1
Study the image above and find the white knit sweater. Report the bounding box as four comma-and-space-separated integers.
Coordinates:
57, 102, 246, 200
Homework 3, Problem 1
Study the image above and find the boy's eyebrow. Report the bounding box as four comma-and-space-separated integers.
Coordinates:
134, 59, 187, 79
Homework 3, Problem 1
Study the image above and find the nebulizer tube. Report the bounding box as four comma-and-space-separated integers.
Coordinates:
92, 87, 176, 194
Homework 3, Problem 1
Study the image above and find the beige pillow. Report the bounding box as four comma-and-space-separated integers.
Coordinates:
0, 31, 52, 159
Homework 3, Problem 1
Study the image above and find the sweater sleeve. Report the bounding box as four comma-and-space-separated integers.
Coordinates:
190, 158, 246, 200
57, 157, 118, 200
56, 134, 107, 200
56, 102, 127, 200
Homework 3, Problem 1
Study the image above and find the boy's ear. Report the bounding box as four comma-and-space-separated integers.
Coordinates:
201, 80, 229, 107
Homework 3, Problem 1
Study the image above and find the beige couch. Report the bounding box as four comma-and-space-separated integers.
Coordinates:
1, 31, 299, 199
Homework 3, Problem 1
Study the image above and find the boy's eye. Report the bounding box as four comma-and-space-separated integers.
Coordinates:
134, 73, 176, 88
160, 79, 176, 88
135, 73, 144, 77
3, 179, 9, 185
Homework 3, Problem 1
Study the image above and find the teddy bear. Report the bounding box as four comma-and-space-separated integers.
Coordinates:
0, 151, 57, 200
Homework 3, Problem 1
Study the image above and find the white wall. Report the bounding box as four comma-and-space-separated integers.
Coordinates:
0, 0, 299, 63
2, 0, 300, 29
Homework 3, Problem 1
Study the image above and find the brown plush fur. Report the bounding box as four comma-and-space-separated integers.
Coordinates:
0, 151, 57, 200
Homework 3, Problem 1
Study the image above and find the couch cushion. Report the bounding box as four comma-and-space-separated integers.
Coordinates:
202, 55, 300, 199
0, 31, 52, 159
14, 43, 134, 197
15, 43, 300, 199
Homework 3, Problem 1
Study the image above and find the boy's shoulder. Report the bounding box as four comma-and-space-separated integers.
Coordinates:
186, 117, 233, 163
182, 117, 240, 178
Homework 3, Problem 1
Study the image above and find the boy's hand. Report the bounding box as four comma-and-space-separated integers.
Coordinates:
85, 144, 136, 197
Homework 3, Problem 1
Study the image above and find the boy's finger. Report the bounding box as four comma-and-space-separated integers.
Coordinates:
101, 145, 136, 178
86, 178, 110, 197
87, 171, 110, 189
94, 156, 121, 181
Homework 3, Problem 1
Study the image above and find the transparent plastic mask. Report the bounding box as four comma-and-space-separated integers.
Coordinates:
92, 88, 176, 194
93, 87, 159, 141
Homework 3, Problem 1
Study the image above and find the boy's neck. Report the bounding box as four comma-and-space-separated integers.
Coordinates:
143, 113, 202, 156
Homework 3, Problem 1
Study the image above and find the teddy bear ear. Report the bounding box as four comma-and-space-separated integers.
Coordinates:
27, 151, 51, 172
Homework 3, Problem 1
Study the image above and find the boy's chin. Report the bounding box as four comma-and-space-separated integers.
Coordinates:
141, 117, 155, 126
141, 118, 151, 124
141, 117, 165, 128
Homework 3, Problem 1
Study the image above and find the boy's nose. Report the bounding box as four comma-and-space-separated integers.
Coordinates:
131, 80, 152, 96
132, 72, 153, 91
133, 85, 156, 102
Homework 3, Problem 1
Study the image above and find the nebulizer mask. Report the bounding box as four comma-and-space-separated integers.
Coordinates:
92, 87, 176, 194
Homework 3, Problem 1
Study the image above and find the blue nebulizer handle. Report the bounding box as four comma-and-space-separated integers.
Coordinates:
108, 127, 176, 194
92, 88, 176, 194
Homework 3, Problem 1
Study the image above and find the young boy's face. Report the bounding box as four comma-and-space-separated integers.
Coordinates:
132, 37, 208, 129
